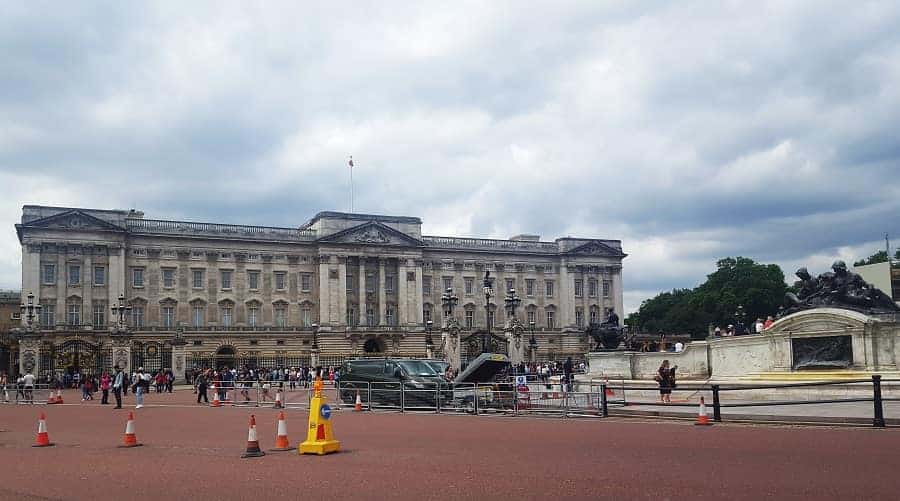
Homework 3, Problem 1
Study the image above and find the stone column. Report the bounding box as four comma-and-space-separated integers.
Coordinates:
56, 247, 66, 325
110, 337, 132, 375
378, 258, 386, 326
442, 322, 462, 371
558, 260, 571, 328
358, 258, 367, 326
397, 259, 408, 326
171, 340, 187, 384
108, 244, 125, 309
337, 256, 348, 326
505, 324, 526, 366
83, 247, 93, 327
611, 267, 624, 326
318, 255, 330, 327
21, 244, 41, 306
18, 336, 41, 377
413, 259, 424, 325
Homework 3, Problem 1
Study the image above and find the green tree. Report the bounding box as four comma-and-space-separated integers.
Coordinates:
630, 257, 788, 338
853, 250, 889, 267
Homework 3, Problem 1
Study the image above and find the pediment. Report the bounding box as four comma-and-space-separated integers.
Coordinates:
565, 240, 625, 257
317, 221, 424, 247
22, 210, 125, 233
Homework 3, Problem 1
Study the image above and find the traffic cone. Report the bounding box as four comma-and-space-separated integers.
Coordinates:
270, 412, 292, 451
240, 414, 266, 458
273, 390, 283, 409
32, 413, 54, 447
211, 386, 221, 407
119, 411, 143, 448
354, 390, 363, 412
695, 396, 712, 426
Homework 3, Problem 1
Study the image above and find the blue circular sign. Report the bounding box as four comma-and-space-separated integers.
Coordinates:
320, 404, 332, 420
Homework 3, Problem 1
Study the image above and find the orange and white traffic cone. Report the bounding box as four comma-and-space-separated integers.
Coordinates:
695, 396, 712, 426
270, 411, 291, 451
119, 411, 143, 447
32, 413, 55, 447
241, 414, 266, 458
211, 386, 221, 408
354, 390, 363, 412
273, 390, 283, 409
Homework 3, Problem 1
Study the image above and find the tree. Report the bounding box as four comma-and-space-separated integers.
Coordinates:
853, 250, 889, 267
629, 257, 788, 338
895, 249, 900, 260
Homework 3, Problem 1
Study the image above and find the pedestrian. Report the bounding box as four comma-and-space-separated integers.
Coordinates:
100, 371, 111, 405
655, 360, 677, 404
81, 375, 93, 401
112, 367, 124, 409
763, 315, 775, 330
563, 357, 573, 392
0, 372, 7, 403
23, 370, 36, 404
134, 367, 146, 409
196, 370, 209, 404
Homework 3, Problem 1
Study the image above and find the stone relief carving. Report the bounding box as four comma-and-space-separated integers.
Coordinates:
353, 228, 390, 244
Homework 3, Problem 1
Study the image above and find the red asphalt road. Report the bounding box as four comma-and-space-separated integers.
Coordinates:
1, 389, 899, 500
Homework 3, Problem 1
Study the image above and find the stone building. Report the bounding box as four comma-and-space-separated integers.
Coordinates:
0, 290, 21, 375
11, 205, 625, 381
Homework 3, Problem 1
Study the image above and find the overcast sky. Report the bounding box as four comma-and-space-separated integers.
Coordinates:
2, 1, 899, 312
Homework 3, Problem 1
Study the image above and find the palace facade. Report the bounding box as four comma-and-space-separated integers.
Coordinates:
11, 205, 625, 381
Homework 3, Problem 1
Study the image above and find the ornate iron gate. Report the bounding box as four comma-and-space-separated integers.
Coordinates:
131, 341, 172, 373
460, 331, 509, 365
46, 340, 108, 380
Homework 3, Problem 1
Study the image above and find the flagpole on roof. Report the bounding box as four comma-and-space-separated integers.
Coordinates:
349, 155, 354, 213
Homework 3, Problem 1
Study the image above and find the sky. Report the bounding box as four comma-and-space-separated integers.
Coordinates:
1, 1, 899, 313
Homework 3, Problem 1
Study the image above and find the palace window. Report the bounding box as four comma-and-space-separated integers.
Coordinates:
301, 307, 312, 327
274, 304, 287, 327
132, 268, 144, 288
40, 303, 55, 327
346, 307, 356, 326
131, 306, 144, 328
423, 307, 432, 324
67, 303, 81, 326
42, 264, 56, 285
192, 269, 204, 289
192, 304, 205, 327
301, 273, 312, 292
248, 270, 260, 290
365, 273, 375, 293
68, 264, 81, 286
93, 302, 106, 327
574, 279, 583, 298
589, 279, 598, 298
505, 278, 515, 293
385, 307, 395, 326
366, 308, 376, 326
442, 276, 452, 291
248, 305, 259, 327
162, 268, 175, 288
464, 309, 474, 329
464, 277, 474, 295
590, 307, 599, 324
346, 273, 354, 292
385, 275, 395, 294
603, 280, 611, 298
221, 306, 233, 327
546, 310, 555, 329
94, 266, 105, 286
220, 270, 232, 290
545, 280, 554, 298
527, 310, 536, 326
575, 308, 584, 328
275, 272, 286, 291
162, 306, 175, 328
422, 276, 432, 295
525, 279, 535, 297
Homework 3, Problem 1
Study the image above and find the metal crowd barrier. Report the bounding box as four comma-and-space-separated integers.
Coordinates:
1, 383, 52, 405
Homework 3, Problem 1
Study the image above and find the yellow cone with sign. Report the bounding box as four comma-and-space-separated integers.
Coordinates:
299, 377, 341, 455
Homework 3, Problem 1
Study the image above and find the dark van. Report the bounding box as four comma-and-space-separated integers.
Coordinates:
339, 359, 450, 408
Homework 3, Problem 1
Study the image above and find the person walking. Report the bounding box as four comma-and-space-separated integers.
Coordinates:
23, 370, 36, 404
134, 367, 146, 409
196, 370, 209, 404
563, 357, 574, 393
655, 360, 677, 404
100, 371, 111, 405
112, 367, 124, 408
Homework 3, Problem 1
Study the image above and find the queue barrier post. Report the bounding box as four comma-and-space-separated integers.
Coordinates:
872, 375, 885, 428
600, 384, 609, 418
712, 384, 722, 423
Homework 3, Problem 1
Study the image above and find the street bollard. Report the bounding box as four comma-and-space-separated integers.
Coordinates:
600, 384, 608, 418
872, 375, 885, 428
712, 384, 722, 423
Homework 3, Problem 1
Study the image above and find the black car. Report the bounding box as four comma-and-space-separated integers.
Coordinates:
339, 359, 451, 408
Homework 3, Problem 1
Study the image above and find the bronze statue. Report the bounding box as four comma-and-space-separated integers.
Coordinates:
780, 260, 899, 316
586, 309, 623, 351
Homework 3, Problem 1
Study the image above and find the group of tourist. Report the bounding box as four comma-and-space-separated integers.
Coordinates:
713, 315, 776, 337
189, 365, 340, 405
0, 370, 36, 403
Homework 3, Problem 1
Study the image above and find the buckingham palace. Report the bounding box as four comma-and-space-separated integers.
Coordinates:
9, 205, 625, 381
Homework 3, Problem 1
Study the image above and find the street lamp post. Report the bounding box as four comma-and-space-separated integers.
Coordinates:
504, 288, 521, 321
111, 294, 132, 332
482, 272, 495, 354
529, 320, 537, 362
440, 288, 459, 326
19, 291, 42, 330
735, 305, 746, 335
